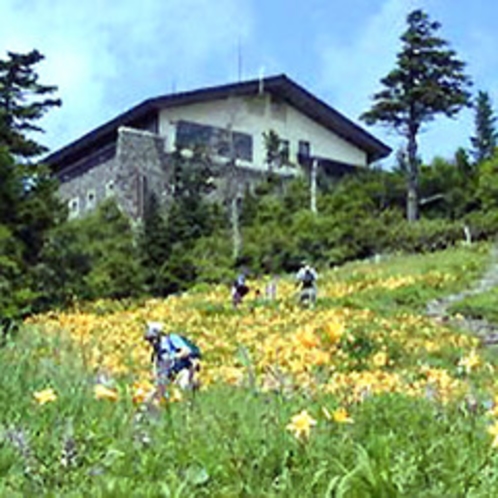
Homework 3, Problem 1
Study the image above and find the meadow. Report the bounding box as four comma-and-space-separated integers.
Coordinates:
3, 242, 498, 496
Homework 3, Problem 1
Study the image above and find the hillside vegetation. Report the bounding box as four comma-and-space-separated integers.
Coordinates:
3, 242, 498, 496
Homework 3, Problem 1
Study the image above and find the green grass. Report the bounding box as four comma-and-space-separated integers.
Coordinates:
3, 242, 498, 496
1, 331, 497, 498
321, 241, 492, 315
449, 287, 498, 323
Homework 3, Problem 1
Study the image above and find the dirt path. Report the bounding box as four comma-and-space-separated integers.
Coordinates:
426, 245, 498, 345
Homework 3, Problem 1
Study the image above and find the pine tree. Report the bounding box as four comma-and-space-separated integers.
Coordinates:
361, 9, 472, 222
470, 90, 497, 164
138, 192, 171, 295
0, 50, 64, 318
0, 49, 61, 159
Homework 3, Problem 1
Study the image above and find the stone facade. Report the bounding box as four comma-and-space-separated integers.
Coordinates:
60, 127, 169, 220
59, 147, 118, 219
114, 127, 168, 219
59, 126, 278, 220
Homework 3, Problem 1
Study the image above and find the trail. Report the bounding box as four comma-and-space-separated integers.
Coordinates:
426, 245, 498, 345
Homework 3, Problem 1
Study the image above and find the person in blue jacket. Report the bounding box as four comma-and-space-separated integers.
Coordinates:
144, 322, 201, 397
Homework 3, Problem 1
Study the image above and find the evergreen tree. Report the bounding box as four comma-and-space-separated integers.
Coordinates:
0, 49, 61, 159
79, 200, 145, 300
155, 149, 224, 294
167, 148, 218, 244
471, 90, 497, 164
361, 9, 472, 222
138, 192, 171, 295
262, 129, 290, 172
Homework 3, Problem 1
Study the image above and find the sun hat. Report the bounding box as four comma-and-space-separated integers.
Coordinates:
144, 321, 164, 340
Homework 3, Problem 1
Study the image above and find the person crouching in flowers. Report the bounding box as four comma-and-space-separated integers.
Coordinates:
143, 322, 202, 402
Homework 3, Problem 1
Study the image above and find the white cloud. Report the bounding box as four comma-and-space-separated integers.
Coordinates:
0, 0, 254, 152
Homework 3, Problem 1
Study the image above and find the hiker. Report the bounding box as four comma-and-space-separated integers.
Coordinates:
231, 271, 250, 308
143, 322, 201, 399
296, 261, 318, 306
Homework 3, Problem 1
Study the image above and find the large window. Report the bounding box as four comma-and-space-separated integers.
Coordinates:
176, 120, 253, 162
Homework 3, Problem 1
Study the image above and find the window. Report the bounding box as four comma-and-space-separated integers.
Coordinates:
280, 140, 290, 162
105, 180, 115, 198
68, 197, 80, 219
175, 120, 253, 162
86, 189, 96, 210
233, 133, 253, 162
298, 140, 311, 158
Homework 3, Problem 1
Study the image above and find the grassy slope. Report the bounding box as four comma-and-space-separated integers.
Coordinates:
2, 242, 498, 496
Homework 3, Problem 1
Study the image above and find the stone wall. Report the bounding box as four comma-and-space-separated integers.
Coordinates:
114, 126, 168, 219
58, 127, 169, 220
59, 153, 118, 219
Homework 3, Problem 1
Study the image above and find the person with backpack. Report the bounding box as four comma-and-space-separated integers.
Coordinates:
143, 322, 202, 399
296, 261, 318, 306
231, 271, 250, 308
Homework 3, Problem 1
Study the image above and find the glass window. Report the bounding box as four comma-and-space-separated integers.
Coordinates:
298, 140, 311, 157
280, 140, 290, 162
87, 189, 96, 210
68, 197, 80, 219
176, 120, 253, 162
105, 180, 115, 198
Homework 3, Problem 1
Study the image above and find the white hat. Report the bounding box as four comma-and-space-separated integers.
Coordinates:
144, 321, 164, 340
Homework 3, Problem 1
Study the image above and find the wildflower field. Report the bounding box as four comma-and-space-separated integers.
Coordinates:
3, 242, 498, 496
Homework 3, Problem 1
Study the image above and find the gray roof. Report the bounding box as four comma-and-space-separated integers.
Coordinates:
45, 74, 391, 170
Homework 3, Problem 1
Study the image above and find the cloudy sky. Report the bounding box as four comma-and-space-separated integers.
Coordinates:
2, 0, 497, 167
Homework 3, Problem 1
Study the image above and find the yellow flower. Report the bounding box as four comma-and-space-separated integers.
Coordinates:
328, 407, 354, 424
94, 384, 119, 401
168, 387, 183, 403
372, 351, 388, 368
131, 386, 152, 405
488, 421, 498, 447
286, 409, 317, 440
324, 320, 344, 343
33, 387, 57, 405
458, 350, 481, 374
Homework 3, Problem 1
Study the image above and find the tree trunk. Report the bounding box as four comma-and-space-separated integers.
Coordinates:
231, 196, 241, 260
406, 129, 419, 222
310, 158, 317, 214
227, 125, 242, 260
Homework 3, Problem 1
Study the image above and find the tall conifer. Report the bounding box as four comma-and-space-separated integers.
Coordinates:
471, 90, 497, 164
361, 9, 472, 221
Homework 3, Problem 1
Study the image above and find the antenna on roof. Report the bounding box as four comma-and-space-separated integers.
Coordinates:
237, 36, 242, 82
258, 66, 265, 95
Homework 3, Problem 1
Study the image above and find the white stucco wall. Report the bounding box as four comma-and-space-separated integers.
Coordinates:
158, 93, 367, 171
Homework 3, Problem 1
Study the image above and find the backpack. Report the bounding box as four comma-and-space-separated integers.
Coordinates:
177, 335, 202, 359
156, 334, 202, 363
302, 268, 315, 286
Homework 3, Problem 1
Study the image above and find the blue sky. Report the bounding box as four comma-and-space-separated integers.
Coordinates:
2, 0, 497, 168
